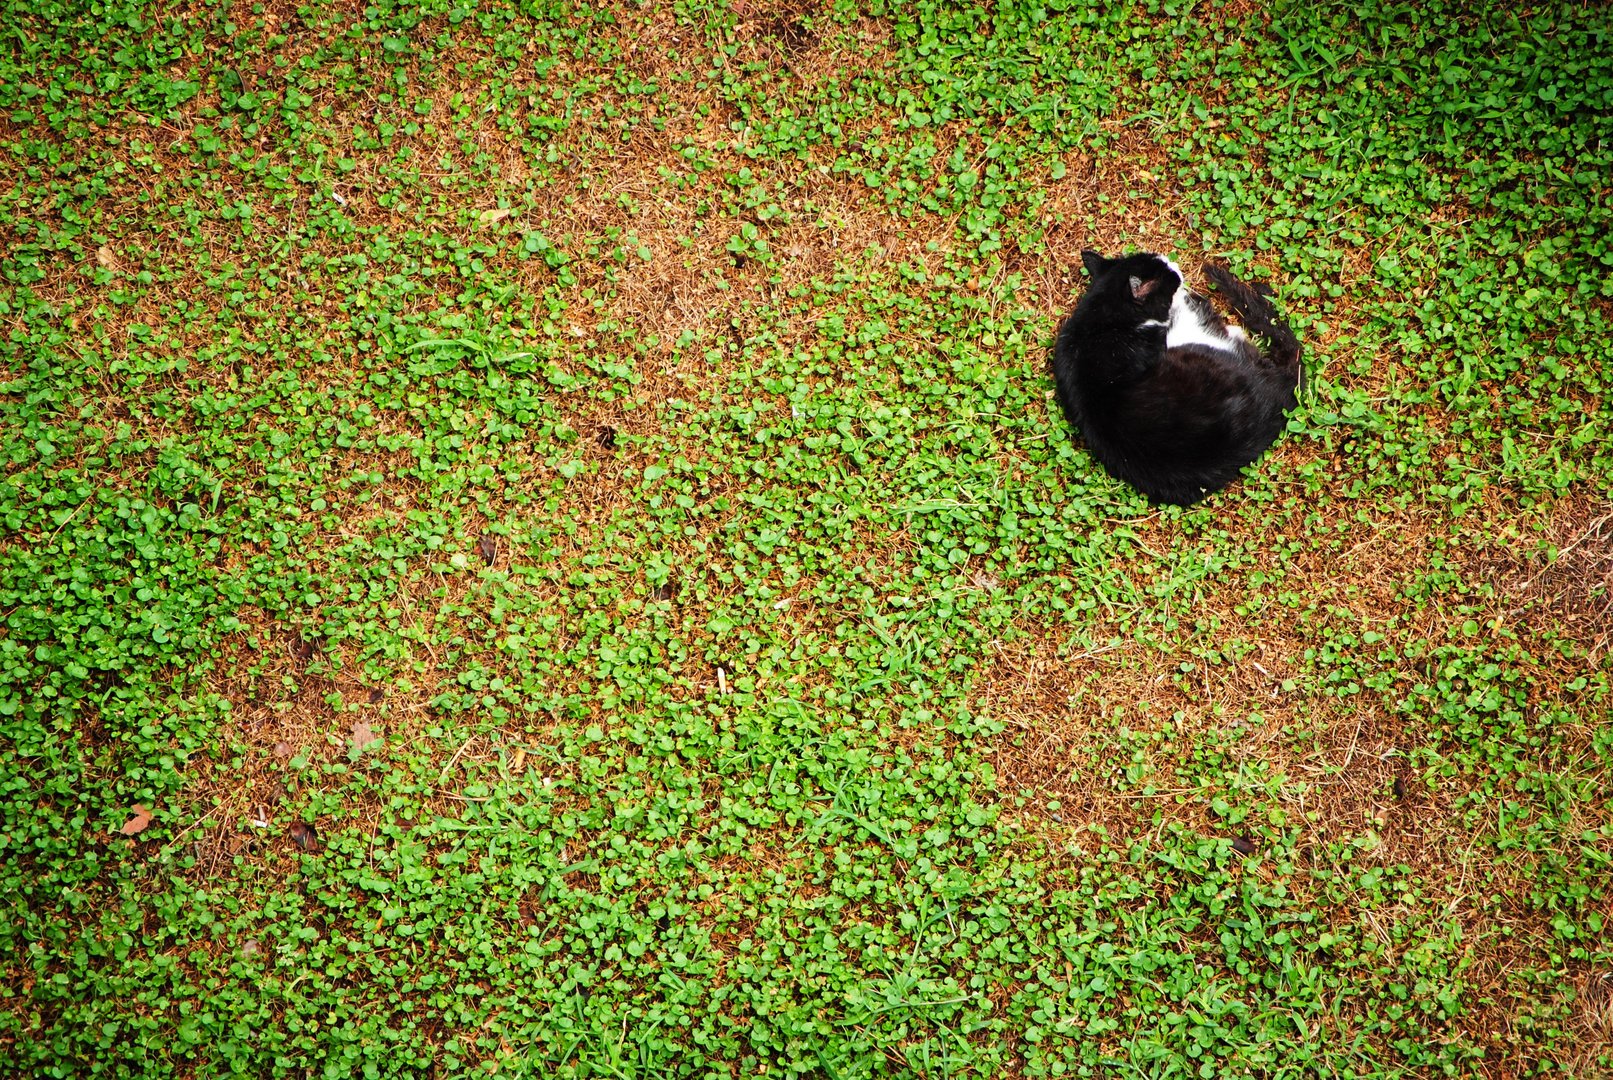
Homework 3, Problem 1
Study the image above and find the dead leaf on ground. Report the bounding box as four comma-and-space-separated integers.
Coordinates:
478, 207, 511, 226
477, 535, 497, 565
273, 741, 292, 759
1230, 837, 1258, 856
349, 721, 380, 753
288, 821, 320, 852
118, 805, 153, 836
96, 245, 118, 269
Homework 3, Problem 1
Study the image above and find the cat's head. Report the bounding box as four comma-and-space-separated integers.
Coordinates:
1079, 250, 1182, 319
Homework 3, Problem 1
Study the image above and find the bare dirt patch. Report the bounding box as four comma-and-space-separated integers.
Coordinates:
1476, 493, 1613, 661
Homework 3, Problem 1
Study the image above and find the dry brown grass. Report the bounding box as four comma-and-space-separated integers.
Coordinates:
1562, 969, 1613, 1078
1476, 494, 1613, 662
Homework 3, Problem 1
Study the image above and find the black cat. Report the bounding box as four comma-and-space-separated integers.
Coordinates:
1052, 250, 1301, 506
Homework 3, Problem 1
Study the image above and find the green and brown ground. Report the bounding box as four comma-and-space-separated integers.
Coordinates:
1, 0, 1610, 1076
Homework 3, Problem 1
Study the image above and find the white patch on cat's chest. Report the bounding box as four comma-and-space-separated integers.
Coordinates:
1166, 287, 1242, 353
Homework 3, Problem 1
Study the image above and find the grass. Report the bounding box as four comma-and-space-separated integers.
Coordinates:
1, 0, 1610, 1076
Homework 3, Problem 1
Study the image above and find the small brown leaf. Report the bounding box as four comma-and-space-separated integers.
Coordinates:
273, 740, 292, 759
96, 245, 117, 269
1230, 837, 1258, 856
288, 821, 319, 852
118, 805, 153, 836
477, 207, 511, 226
290, 634, 315, 661
1392, 775, 1406, 800
654, 582, 674, 601
477, 535, 497, 565
368, 687, 384, 703
349, 721, 380, 753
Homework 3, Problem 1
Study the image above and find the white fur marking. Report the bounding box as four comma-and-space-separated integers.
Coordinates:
1166, 286, 1241, 354
1138, 319, 1168, 330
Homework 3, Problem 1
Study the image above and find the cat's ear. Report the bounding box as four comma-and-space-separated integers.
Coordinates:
1129, 275, 1162, 301
1080, 250, 1110, 278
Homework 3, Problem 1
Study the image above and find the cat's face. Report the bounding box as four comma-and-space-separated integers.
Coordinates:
1079, 250, 1182, 320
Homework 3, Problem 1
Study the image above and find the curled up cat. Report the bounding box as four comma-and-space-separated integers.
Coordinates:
1052, 250, 1302, 507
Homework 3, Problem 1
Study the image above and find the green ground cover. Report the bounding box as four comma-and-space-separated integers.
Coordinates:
1, 0, 1610, 1075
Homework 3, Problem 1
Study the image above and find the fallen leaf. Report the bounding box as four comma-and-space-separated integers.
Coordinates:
288, 821, 319, 852
241, 938, 260, 956
1230, 837, 1258, 856
119, 805, 153, 836
290, 634, 315, 661
478, 207, 511, 226
96, 245, 117, 269
477, 535, 497, 565
1392, 775, 1406, 800
349, 721, 380, 753
511, 747, 527, 773
273, 741, 292, 759
368, 687, 383, 703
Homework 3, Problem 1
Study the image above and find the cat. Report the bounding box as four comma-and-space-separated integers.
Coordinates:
1051, 250, 1301, 507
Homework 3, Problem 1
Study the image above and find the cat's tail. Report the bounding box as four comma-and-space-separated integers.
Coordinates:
1205, 263, 1301, 371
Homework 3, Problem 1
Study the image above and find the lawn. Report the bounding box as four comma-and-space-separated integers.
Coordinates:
2, 0, 1611, 1076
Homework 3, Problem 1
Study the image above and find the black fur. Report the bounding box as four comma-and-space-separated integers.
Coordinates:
1052, 251, 1301, 506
